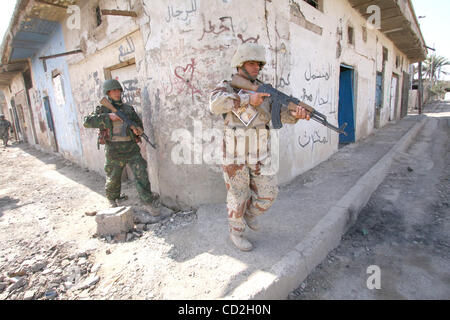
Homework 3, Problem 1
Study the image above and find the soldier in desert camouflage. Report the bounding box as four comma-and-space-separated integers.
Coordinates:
209, 43, 310, 251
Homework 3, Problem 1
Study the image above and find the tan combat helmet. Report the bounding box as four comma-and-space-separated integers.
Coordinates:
230, 43, 266, 69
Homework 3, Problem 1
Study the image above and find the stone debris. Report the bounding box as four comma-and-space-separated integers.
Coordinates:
0, 204, 197, 300
76, 275, 100, 291
23, 290, 35, 300
0, 243, 103, 300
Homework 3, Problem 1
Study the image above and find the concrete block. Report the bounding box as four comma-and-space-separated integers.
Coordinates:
95, 206, 134, 236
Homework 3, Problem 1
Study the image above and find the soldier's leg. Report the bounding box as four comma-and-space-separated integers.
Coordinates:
128, 152, 155, 204
223, 164, 251, 235
244, 163, 279, 229
1, 133, 6, 147
104, 159, 126, 204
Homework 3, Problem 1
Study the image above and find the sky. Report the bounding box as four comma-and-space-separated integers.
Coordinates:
411, 0, 450, 79
0, 0, 449, 78
0, 0, 17, 43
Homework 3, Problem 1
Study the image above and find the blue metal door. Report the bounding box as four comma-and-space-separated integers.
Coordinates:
338, 66, 355, 143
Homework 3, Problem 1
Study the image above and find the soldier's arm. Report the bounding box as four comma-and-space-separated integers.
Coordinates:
209, 80, 250, 115
83, 106, 112, 129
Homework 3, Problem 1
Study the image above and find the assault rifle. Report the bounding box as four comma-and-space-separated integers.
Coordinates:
231, 75, 347, 135
100, 97, 157, 149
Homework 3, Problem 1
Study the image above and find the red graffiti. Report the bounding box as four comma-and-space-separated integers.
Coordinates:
237, 33, 260, 44
174, 58, 203, 102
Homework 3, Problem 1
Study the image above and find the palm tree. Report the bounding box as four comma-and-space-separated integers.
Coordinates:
423, 54, 450, 84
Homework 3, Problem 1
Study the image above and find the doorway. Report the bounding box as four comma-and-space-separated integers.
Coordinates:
43, 96, 58, 152
389, 74, 399, 121
400, 72, 410, 118
338, 65, 355, 144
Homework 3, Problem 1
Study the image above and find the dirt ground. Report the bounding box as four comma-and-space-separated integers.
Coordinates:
289, 103, 450, 300
0, 143, 196, 300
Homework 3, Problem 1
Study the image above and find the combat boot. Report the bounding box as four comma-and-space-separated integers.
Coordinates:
244, 213, 260, 231
108, 199, 118, 207
141, 193, 161, 216
230, 233, 253, 252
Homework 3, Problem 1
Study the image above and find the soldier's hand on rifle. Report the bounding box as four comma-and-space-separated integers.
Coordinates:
291, 105, 311, 120
108, 113, 122, 122
132, 126, 144, 137
249, 92, 270, 107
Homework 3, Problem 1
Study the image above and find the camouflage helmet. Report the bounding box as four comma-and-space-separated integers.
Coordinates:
103, 79, 123, 96
230, 43, 267, 68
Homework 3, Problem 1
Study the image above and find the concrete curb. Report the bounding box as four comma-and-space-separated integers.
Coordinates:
224, 116, 428, 300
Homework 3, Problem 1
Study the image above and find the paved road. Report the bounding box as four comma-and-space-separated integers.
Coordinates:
289, 102, 450, 300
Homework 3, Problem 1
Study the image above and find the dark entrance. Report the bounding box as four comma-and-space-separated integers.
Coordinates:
43, 96, 58, 152
338, 65, 355, 144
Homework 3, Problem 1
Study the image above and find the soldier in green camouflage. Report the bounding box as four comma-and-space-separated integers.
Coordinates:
0, 114, 12, 148
83, 80, 160, 214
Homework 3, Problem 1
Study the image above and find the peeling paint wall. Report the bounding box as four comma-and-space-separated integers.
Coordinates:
30, 24, 83, 164
42, 0, 415, 210
134, 0, 414, 209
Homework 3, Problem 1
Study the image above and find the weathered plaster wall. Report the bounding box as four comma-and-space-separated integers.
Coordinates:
329, 0, 410, 137
137, 0, 413, 209
43, 0, 415, 210
30, 24, 84, 164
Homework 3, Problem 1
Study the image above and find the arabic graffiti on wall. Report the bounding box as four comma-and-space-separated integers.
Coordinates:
121, 78, 141, 106
165, 0, 198, 25
300, 62, 335, 113
198, 15, 259, 43
277, 73, 291, 89
298, 130, 329, 150
199, 16, 235, 41
237, 33, 260, 44
304, 62, 331, 82
118, 36, 136, 63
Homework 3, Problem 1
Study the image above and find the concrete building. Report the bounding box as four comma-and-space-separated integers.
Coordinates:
0, 0, 84, 163
0, 0, 427, 210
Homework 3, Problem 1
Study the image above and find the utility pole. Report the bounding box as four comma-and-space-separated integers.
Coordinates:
418, 61, 423, 114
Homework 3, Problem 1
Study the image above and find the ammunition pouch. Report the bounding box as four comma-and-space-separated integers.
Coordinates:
97, 128, 110, 148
